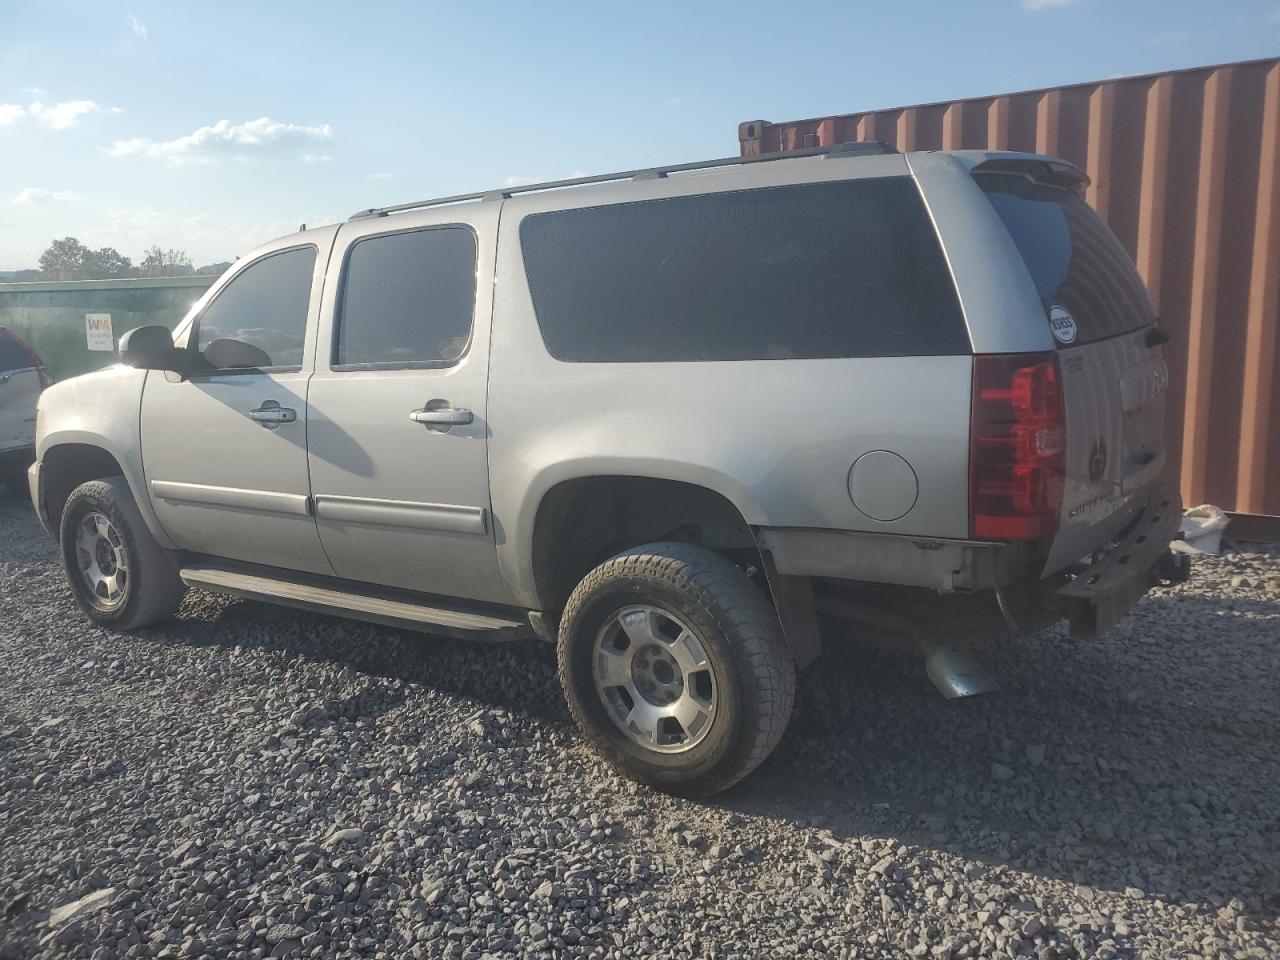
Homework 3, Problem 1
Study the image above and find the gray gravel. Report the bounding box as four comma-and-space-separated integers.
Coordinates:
1, 492, 1277, 959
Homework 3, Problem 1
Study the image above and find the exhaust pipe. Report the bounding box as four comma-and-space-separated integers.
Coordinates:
813, 594, 1001, 699
922, 641, 1000, 699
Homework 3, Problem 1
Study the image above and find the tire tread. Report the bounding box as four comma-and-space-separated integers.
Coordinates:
557, 542, 795, 795
61, 477, 185, 631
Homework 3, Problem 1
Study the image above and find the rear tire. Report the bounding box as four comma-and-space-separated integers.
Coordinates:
557, 542, 795, 796
60, 477, 186, 630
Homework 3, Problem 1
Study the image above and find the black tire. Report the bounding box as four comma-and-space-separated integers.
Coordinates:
557, 542, 795, 796
60, 477, 186, 630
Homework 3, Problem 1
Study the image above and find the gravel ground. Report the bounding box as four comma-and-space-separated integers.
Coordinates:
1, 492, 1277, 960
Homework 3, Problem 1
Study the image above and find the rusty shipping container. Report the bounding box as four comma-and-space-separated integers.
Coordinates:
740, 57, 1280, 530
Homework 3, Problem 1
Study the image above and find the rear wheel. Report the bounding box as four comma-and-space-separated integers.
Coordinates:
557, 542, 795, 796
60, 477, 185, 630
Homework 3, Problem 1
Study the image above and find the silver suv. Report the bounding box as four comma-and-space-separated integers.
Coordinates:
29, 146, 1188, 795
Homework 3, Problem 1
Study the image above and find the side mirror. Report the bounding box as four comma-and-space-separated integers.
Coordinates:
119, 325, 178, 371
203, 338, 273, 370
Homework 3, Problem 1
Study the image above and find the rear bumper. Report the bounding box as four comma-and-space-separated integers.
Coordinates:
1052, 481, 1185, 640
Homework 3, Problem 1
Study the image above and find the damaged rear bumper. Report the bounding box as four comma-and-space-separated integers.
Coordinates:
1053, 481, 1187, 640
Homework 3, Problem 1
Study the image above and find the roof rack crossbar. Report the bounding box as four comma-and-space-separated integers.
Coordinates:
348, 142, 895, 221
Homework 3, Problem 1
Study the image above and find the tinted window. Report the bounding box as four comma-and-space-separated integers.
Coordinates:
519, 178, 968, 362
194, 247, 315, 370
336, 227, 477, 367
978, 175, 1154, 344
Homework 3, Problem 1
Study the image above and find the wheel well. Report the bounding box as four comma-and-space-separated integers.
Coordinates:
42, 444, 126, 534
531, 476, 761, 612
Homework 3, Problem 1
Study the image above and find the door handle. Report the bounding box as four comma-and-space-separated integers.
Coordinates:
250, 401, 297, 426
409, 406, 473, 426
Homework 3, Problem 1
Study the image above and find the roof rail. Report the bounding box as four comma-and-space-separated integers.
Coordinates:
347, 141, 896, 221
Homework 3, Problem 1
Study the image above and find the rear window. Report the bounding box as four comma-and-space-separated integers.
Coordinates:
519, 178, 969, 362
0, 330, 38, 371
977, 175, 1154, 345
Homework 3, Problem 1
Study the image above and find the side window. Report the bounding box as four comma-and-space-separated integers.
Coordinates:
519, 178, 969, 362
335, 226, 477, 368
192, 246, 316, 372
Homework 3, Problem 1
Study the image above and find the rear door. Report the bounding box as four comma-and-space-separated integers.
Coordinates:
976, 172, 1167, 572
0, 331, 43, 455
305, 204, 508, 604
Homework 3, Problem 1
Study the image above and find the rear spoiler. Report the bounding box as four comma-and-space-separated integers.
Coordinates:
970, 157, 1089, 192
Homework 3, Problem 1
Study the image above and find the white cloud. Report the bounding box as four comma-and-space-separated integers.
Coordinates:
130, 15, 148, 40
1022, 0, 1076, 8
29, 99, 101, 130
22, 86, 47, 96
300, 153, 333, 164
12, 187, 83, 203
366, 172, 392, 181
108, 117, 334, 164
0, 98, 108, 129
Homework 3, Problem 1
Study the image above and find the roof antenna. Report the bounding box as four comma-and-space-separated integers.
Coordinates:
299, 223, 307, 231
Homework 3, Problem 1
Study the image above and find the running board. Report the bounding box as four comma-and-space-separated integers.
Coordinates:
179, 565, 529, 642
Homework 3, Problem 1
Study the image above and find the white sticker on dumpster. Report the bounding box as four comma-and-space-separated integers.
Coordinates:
85, 313, 114, 352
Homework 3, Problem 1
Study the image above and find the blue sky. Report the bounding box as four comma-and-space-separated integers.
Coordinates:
1, 0, 1278, 269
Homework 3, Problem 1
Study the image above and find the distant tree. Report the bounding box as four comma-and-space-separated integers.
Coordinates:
83, 246, 135, 280
33, 237, 209, 281
194, 261, 233, 276
138, 245, 194, 278
38, 237, 92, 280
0, 269, 42, 282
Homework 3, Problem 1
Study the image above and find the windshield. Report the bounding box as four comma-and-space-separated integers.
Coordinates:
977, 174, 1155, 345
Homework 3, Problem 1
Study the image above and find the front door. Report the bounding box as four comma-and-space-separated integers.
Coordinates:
305, 206, 509, 604
140, 233, 336, 575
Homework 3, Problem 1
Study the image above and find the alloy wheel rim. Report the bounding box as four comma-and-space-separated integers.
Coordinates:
592, 604, 717, 754
75, 511, 129, 611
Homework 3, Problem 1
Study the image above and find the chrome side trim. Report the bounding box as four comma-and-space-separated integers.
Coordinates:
313, 494, 487, 535
149, 480, 311, 516
179, 565, 525, 640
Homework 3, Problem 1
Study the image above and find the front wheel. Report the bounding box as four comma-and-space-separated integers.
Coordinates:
60, 477, 186, 631
557, 542, 795, 796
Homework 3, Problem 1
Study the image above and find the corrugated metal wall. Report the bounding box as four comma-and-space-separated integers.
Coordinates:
740, 57, 1280, 521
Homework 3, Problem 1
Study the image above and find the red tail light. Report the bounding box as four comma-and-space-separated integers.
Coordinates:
970, 353, 1066, 540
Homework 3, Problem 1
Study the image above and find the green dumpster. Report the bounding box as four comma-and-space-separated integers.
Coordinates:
0, 276, 217, 381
